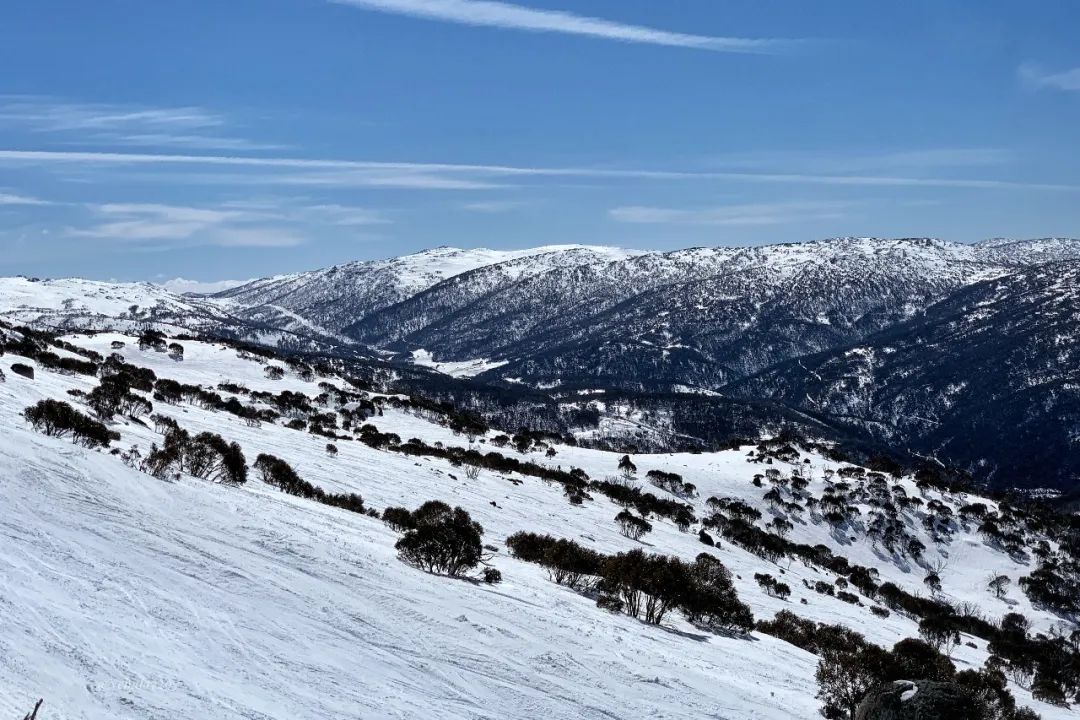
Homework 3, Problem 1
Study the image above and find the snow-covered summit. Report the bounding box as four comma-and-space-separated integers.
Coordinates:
0, 275, 223, 331
210, 244, 644, 335
975, 237, 1080, 266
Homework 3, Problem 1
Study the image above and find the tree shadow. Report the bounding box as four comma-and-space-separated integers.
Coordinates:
639, 619, 710, 643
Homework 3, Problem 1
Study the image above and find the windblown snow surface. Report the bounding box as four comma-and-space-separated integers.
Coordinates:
0, 334, 1071, 719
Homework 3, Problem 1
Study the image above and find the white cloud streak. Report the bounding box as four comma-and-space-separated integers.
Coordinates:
0, 98, 222, 132
55, 198, 389, 249
1019, 63, 1080, 92
710, 148, 1011, 175
298, 204, 391, 225
329, 0, 791, 53
0, 191, 51, 206
212, 228, 306, 247
69, 202, 304, 248
105, 133, 288, 151
0, 97, 282, 151
1, 148, 1078, 193
460, 199, 534, 213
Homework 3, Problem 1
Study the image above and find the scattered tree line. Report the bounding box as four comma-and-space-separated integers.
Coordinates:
253, 453, 369, 516
142, 426, 248, 484
756, 610, 1041, 720
505, 531, 754, 632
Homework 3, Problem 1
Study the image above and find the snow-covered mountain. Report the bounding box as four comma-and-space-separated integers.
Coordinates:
327, 238, 1000, 370
425, 237, 1001, 390
729, 260, 1080, 489
2, 327, 1076, 719
215, 245, 643, 337
2, 236, 1078, 489
0, 276, 245, 336
0, 276, 363, 353
975, 238, 1080, 267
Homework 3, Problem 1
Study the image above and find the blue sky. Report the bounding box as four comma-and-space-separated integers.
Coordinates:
1, 0, 1078, 282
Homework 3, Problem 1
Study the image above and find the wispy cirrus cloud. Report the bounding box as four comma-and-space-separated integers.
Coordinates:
217, 199, 390, 225
708, 147, 1011, 175
249, 169, 500, 190
329, 0, 794, 53
2, 148, 1079, 193
0, 96, 284, 151
61, 198, 389, 250
297, 204, 391, 225
70, 202, 287, 246
106, 133, 286, 151
1019, 63, 1080, 92
460, 199, 534, 213
0, 96, 223, 131
210, 228, 307, 248
0, 191, 51, 206
609, 201, 851, 227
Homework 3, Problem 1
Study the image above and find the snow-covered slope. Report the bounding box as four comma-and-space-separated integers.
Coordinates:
346, 237, 999, 366
214, 245, 643, 336
730, 260, 1080, 489
976, 238, 1080, 267
0, 276, 357, 352
0, 276, 226, 332
1, 330, 1073, 719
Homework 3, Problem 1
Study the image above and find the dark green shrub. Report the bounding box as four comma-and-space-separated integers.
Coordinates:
24, 399, 111, 448
11, 362, 34, 379
382, 506, 415, 532
395, 501, 483, 577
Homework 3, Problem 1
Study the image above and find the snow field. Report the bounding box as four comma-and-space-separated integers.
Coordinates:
0, 333, 1070, 719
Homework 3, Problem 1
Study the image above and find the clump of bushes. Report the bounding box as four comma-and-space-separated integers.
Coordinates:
591, 477, 695, 525
11, 363, 34, 379
24, 399, 113, 447
138, 329, 168, 352
836, 590, 860, 605
88, 374, 152, 420
381, 506, 414, 532
681, 553, 755, 631
541, 538, 605, 589
394, 501, 484, 577
756, 607, 1043, 720
596, 594, 624, 613
254, 454, 315, 497
615, 509, 652, 540
757, 610, 865, 657
143, 427, 247, 484
646, 469, 696, 498
505, 532, 753, 632
755, 573, 792, 600
1020, 559, 1080, 614
253, 453, 368, 516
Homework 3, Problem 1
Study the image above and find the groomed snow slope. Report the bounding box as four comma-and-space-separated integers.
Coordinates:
0, 334, 1071, 719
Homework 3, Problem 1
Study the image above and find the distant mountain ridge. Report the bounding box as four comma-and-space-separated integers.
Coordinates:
2, 235, 1079, 488
728, 259, 1080, 488
214, 245, 643, 336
